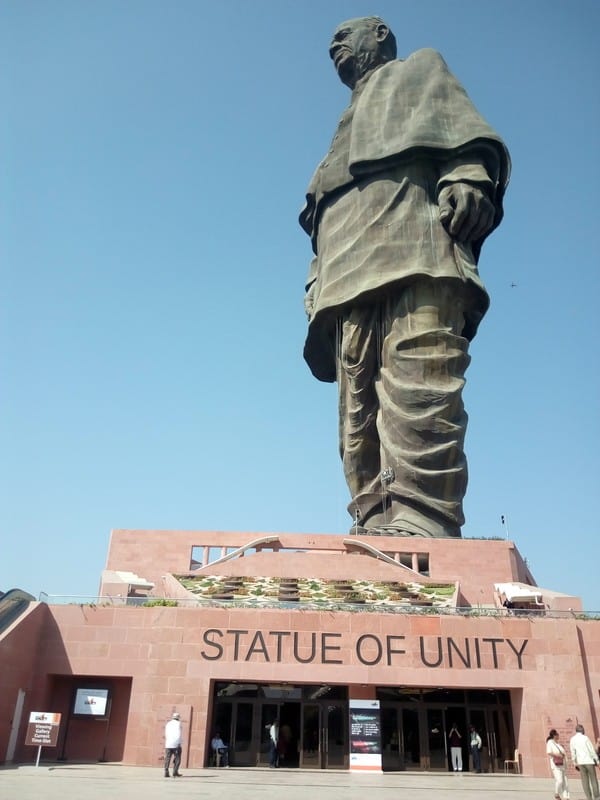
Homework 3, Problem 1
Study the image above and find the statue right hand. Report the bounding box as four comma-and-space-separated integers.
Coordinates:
438, 182, 495, 243
304, 285, 315, 320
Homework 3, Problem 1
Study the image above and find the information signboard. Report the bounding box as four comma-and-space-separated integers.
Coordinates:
25, 712, 61, 747
25, 711, 62, 766
349, 699, 381, 771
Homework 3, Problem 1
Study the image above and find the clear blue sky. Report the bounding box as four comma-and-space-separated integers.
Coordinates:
2, 1, 599, 609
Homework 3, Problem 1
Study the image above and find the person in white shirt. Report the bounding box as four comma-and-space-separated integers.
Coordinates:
570, 724, 599, 800
469, 725, 482, 773
546, 729, 570, 800
164, 712, 183, 778
268, 719, 279, 768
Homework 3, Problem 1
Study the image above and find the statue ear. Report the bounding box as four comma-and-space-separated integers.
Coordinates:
375, 24, 389, 43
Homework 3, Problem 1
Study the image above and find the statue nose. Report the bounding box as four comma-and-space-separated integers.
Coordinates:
329, 43, 346, 63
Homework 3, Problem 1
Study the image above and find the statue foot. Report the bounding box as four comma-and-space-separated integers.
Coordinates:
367, 520, 460, 539
348, 503, 461, 538
350, 521, 460, 538
348, 523, 429, 537
348, 524, 369, 535
367, 525, 431, 537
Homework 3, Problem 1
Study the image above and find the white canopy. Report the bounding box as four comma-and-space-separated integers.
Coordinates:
495, 582, 542, 604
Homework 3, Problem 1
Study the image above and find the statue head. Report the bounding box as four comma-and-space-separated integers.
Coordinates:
329, 16, 397, 89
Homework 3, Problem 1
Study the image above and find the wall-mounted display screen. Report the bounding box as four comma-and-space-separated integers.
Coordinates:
73, 688, 109, 717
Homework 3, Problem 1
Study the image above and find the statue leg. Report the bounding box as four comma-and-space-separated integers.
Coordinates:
374, 279, 472, 537
336, 306, 385, 528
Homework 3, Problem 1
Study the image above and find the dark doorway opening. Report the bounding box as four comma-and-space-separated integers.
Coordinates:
377, 687, 514, 772
210, 681, 348, 769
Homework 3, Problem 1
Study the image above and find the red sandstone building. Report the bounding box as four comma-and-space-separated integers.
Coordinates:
1, 529, 598, 776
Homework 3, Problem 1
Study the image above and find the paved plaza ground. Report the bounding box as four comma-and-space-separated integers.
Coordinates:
0, 763, 589, 800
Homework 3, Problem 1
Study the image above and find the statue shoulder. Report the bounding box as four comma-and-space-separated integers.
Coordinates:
387, 49, 448, 68
371, 50, 451, 89
400, 49, 451, 76
409, 48, 447, 63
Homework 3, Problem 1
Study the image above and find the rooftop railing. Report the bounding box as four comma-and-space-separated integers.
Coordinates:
37, 593, 600, 619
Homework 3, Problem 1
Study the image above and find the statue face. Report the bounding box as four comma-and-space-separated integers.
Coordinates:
329, 18, 387, 89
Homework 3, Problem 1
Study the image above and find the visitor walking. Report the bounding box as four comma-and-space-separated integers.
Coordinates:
569, 724, 599, 800
164, 712, 183, 778
546, 729, 570, 800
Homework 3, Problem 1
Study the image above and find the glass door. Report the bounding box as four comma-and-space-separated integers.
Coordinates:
325, 702, 347, 768
493, 706, 514, 768
232, 702, 255, 766
426, 708, 447, 770
468, 708, 489, 773
299, 701, 348, 769
278, 702, 300, 768
381, 706, 401, 771
402, 708, 421, 769
300, 704, 320, 768
468, 707, 505, 773
259, 703, 279, 766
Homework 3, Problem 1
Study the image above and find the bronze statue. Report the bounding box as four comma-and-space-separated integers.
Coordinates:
300, 17, 510, 537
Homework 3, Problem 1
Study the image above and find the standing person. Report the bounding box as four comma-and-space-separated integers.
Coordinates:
570, 724, 599, 800
448, 723, 463, 771
546, 729, 570, 800
164, 712, 183, 778
299, 16, 510, 538
469, 725, 482, 773
268, 719, 279, 768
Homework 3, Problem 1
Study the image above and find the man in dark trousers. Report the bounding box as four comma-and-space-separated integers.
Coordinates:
469, 725, 482, 773
164, 712, 183, 778
268, 719, 279, 768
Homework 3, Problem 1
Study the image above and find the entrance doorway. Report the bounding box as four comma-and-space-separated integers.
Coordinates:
210, 682, 348, 768
378, 687, 514, 773
380, 705, 420, 770
300, 702, 347, 768
469, 705, 514, 772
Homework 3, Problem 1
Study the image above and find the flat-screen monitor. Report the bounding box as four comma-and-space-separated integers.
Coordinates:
73, 688, 110, 717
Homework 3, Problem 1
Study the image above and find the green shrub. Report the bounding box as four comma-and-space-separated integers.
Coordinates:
142, 599, 178, 607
